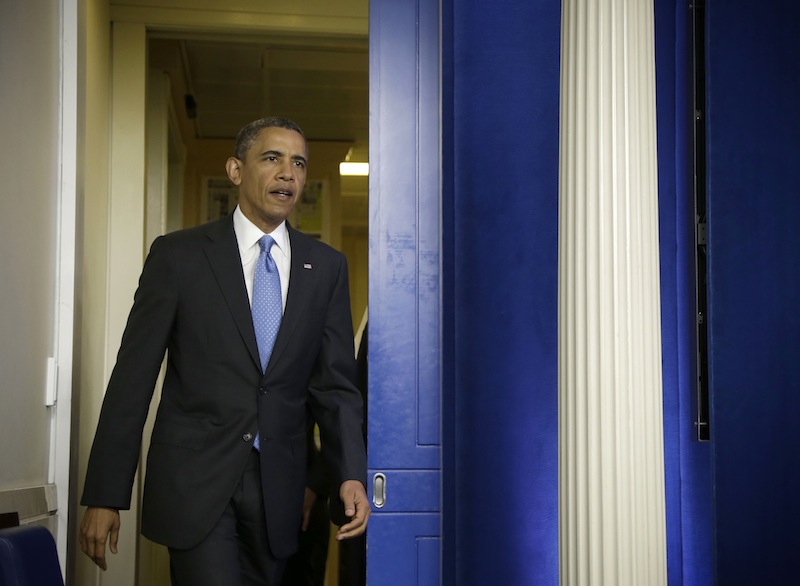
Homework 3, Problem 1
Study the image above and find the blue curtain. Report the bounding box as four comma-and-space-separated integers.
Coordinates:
441, 0, 561, 584
655, 2, 713, 585
705, 1, 800, 583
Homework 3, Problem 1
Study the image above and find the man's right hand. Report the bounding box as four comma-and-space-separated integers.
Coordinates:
79, 506, 120, 571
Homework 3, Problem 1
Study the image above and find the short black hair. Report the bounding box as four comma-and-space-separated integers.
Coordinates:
233, 117, 306, 160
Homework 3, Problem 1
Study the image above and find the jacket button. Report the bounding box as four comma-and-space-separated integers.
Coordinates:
259, 387, 267, 395
242, 433, 253, 442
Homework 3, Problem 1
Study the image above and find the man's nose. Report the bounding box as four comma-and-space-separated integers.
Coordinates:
277, 161, 295, 181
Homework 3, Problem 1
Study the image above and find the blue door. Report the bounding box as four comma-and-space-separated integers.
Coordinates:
367, 0, 441, 583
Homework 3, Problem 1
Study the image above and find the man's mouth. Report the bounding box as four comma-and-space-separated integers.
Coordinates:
271, 189, 293, 198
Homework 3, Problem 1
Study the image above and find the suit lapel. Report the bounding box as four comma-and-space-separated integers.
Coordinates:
265, 226, 315, 376
203, 216, 261, 371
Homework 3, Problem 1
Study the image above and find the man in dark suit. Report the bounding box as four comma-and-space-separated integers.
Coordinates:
79, 117, 370, 585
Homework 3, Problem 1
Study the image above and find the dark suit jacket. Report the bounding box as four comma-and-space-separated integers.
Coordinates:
81, 215, 366, 558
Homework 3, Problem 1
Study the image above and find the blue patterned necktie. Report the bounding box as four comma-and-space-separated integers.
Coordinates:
252, 235, 282, 451
252, 235, 282, 371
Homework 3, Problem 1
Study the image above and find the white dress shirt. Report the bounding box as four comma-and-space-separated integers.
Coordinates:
232, 205, 291, 311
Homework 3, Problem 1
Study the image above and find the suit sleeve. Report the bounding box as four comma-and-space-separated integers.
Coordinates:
306, 254, 367, 492
81, 236, 179, 509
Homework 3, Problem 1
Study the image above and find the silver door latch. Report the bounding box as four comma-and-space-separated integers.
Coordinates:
372, 473, 386, 508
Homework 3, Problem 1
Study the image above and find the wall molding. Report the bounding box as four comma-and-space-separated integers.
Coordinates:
0, 485, 58, 527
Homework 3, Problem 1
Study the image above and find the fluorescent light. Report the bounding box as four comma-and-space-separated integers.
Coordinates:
339, 162, 369, 176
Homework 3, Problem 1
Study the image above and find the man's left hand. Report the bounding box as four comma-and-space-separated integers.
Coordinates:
335, 480, 371, 540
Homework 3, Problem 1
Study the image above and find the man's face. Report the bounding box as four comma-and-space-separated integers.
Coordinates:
226, 126, 308, 233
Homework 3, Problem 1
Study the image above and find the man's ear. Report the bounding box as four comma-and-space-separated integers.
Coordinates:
225, 157, 243, 185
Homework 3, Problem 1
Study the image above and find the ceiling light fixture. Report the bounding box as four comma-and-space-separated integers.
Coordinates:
339, 162, 369, 176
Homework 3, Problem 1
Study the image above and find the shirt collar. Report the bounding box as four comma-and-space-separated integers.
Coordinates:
233, 205, 289, 259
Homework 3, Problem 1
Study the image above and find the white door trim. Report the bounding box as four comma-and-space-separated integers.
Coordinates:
53, 0, 79, 576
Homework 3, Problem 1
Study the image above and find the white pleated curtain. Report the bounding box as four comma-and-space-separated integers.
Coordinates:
558, 0, 667, 584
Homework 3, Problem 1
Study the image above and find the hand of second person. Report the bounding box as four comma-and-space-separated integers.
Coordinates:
301, 487, 318, 531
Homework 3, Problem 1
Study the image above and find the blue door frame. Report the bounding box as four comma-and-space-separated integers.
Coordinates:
367, 0, 442, 584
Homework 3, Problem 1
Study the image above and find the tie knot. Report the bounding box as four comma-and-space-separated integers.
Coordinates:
259, 235, 276, 254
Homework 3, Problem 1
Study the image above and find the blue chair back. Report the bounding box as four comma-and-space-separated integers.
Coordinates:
0, 525, 64, 586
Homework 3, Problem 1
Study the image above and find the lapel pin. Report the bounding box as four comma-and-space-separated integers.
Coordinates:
303, 263, 313, 270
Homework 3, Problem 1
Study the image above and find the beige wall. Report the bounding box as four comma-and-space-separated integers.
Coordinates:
73, 0, 113, 583
0, 4, 61, 563
183, 138, 234, 227
0, 0, 60, 494
342, 225, 369, 333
